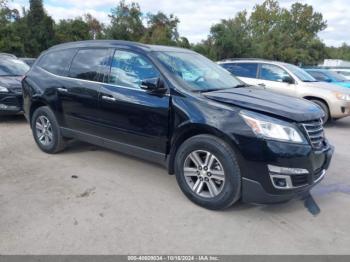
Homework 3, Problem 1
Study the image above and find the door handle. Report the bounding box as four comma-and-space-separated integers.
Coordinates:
101, 95, 116, 102
258, 83, 266, 87
57, 87, 68, 93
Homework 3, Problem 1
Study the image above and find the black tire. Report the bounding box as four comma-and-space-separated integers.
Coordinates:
174, 134, 241, 210
31, 106, 66, 154
310, 99, 329, 123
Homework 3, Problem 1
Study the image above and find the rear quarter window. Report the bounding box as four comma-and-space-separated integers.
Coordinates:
221, 63, 258, 78
38, 49, 77, 76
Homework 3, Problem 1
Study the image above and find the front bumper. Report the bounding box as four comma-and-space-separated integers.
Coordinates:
330, 100, 350, 119
0, 92, 23, 115
235, 136, 334, 204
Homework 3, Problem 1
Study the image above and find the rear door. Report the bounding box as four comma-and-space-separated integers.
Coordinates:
257, 63, 297, 96
60, 48, 112, 136
221, 62, 260, 86
97, 49, 170, 155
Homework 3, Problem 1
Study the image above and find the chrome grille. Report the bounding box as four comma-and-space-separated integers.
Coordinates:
302, 119, 325, 149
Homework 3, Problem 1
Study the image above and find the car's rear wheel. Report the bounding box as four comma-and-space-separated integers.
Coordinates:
31, 106, 66, 154
310, 99, 329, 123
174, 135, 241, 210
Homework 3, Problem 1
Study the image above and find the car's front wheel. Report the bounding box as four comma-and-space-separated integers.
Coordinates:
31, 106, 66, 154
310, 99, 329, 123
175, 135, 241, 210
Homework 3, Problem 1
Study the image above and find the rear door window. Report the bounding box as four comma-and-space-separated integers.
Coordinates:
221, 63, 258, 78
38, 49, 77, 76
308, 71, 328, 81
69, 48, 110, 82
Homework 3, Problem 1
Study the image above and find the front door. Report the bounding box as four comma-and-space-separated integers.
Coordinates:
257, 63, 297, 97
98, 49, 170, 155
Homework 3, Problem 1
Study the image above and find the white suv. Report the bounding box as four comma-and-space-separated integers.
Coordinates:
218, 59, 350, 122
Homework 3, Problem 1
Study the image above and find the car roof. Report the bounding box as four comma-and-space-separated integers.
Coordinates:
0, 53, 17, 59
47, 40, 194, 54
218, 58, 291, 67
305, 68, 328, 72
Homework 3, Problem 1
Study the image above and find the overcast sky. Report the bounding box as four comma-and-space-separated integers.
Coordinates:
9, 0, 350, 47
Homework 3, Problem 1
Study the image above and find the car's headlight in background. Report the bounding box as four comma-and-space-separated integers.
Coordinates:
0, 86, 9, 93
334, 92, 350, 101
240, 112, 304, 143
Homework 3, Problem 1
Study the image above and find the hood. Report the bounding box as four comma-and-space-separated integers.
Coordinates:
302, 81, 350, 94
333, 81, 350, 89
204, 87, 323, 122
0, 76, 23, 92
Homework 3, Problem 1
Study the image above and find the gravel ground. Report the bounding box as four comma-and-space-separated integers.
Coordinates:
0, 115, 349, 255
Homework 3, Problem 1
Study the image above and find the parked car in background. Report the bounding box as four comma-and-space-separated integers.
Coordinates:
0, 54, 30, 115
306, 69, 350, 88
23, 40, 334, 210
328, 68, 350, 80
20, 58, 36, 67
218, 59, 350, 122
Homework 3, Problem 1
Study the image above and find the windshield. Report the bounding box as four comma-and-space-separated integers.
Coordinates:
155, 51, 242, 92
284, 64, 316, 82
0, 58, 30, 76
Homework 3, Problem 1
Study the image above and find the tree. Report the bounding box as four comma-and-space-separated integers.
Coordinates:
327, 43, 350, 61
208, 11, 252, 60
54, 17, 90, 43
141, 12, 180, 45
106, 0, 145, 41
84, 13, 104, 39
25, 0, 55, 57
0, 0, 24, 55
196, 0, 328, 65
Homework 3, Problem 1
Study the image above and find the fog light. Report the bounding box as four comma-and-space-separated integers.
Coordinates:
273, 177, 287, 188
0, 104, 8, 110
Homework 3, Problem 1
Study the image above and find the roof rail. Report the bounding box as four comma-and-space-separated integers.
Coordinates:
218, 58, 272, 62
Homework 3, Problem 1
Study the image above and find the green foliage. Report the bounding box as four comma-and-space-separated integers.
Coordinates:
54, 18, 90, 43
326, 44, 350, 61
106, 0, 145, 41
194, 0, 329, 65
1, 0, 350, 63
141, 12, 180, 45
25, 0, 55, 57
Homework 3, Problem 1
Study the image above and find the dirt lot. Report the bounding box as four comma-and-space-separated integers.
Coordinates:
0, 115, 349, 255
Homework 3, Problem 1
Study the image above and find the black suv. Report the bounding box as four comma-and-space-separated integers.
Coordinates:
22, 40, 334, 210
0, 54, 30, 115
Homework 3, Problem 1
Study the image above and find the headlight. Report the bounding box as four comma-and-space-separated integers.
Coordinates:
334, 92, 350, 101
0, 86, 9, 93
240, 112, 304, 143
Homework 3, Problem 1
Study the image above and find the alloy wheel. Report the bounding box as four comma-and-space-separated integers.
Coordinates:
183, 150, 225, 198
35, 115, 53, 146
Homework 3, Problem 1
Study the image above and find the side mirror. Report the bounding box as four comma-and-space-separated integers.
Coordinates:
282, 76, 294, 84
325, 78, 333, 83
140, 78, 167, 94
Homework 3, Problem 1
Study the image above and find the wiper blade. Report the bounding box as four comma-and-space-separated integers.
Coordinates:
233, 84, 250, 88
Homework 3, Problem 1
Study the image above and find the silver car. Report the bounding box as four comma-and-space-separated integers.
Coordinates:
218, 59, 350, 122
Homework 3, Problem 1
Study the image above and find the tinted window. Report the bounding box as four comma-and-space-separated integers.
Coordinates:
221, 63, 258, 78
307, 71, 328, 81
38, 49, 76, 76
69, 49, 110, 82
337, 71, 350, 76
260, 64, 291, 82
109, 50, 160, 89
283, 64, 316, 82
